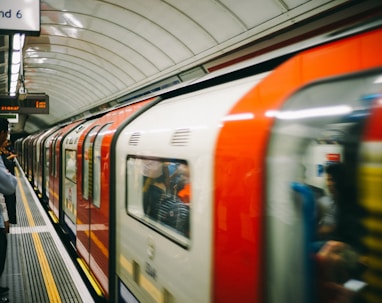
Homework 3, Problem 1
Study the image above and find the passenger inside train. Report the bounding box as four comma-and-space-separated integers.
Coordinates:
169, 161, 190, 205
314, 156, 368, 302
314, 143, 367, 301
130, 157, 190, 238
316, 162, 344, 241
265, 62, 382, 303
142, 159, 169, 221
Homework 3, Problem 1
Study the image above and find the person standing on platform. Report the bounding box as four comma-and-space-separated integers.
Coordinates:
0, 140, 17, 224
0, 119, 16, 195
0, 195, 9, 303
0, 118, 17, 303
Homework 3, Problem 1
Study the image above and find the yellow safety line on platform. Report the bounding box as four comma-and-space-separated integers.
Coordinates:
16, 168, 62, 303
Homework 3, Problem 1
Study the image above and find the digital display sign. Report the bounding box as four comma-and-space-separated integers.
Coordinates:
0, 95, 49, 114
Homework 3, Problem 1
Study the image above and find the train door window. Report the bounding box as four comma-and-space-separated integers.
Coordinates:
38, 138, 45, 183
65, 149, 77, 183
51, 133, 61, 177
44, 132, 58, 198
92, 123, 111, 208
126, 156, 191, 247
266, 70, 382, 303
44, 144, 49, 197
34, 137, 40, 176
82, 126, 100, 200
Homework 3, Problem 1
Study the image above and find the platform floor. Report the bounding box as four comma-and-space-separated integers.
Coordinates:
0, 166, 95, 303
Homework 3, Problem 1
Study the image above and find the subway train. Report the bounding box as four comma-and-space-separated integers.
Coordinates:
15, 22, 382, 303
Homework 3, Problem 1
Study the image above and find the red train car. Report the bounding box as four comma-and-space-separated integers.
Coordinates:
111, 23, 382, 303
48, 121, 85, 222
22, 20, 382, 303
75, 99, 154, 297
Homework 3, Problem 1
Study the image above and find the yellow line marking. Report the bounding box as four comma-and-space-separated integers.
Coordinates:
16, 168, 62, 303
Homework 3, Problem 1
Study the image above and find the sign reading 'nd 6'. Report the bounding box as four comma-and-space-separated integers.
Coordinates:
0, 0, 40, 33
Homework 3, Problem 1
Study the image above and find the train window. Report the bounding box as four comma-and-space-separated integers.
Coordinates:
266, 70, 382, 303
44, 130, 60, 198
82, 126, 100, 200
126, 156, 191, 246
44, 143, 50, 196
65, 149, 77, 182
35, 138, 40, 171
51, 133, 61, 177
92, 123, 111, 208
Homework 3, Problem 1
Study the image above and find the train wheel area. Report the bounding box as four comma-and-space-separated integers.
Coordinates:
0, 164, 99, 303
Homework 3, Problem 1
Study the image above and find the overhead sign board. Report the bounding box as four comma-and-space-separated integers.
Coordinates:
0, 0, 40, 34
0, 94, 49, 114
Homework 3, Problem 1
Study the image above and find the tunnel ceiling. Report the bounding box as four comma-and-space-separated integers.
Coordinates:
0, 0, 381, 134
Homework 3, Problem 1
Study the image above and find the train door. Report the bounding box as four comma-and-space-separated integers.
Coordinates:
31, 131, 43, 188
78, 100, 152, 299
49, 130, 63, 218
44, 128, 61, 205
34, 132, 45, 197
265, 69, 382, 303
89, 122, 111, 293
77, 124, 101, 263
28, 132, 41, 183
20, 136, 28, 170
14, 138, 22, 167
25, 135, 34, 181
62, 121, 95, 241
36, 126, 59, 198
49, 121, 83, 222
